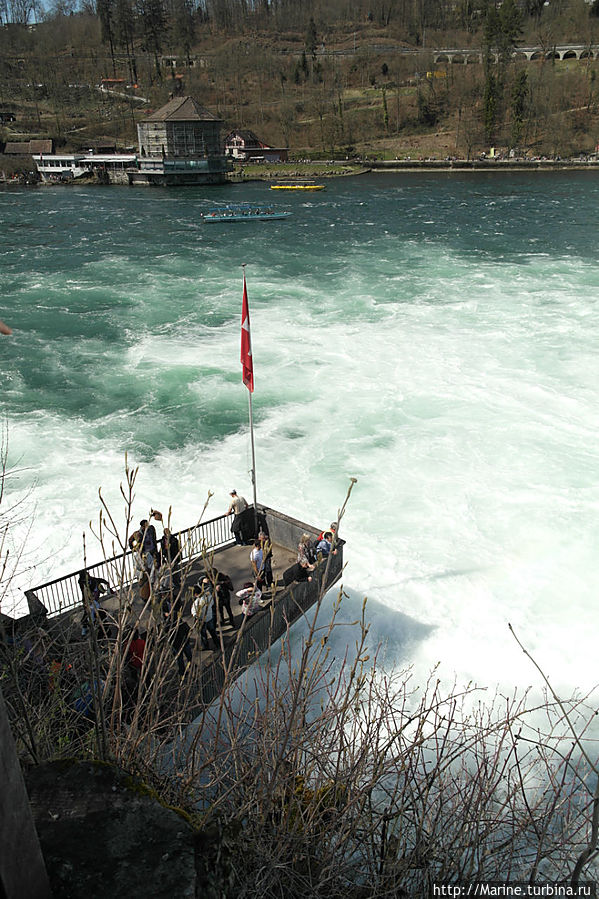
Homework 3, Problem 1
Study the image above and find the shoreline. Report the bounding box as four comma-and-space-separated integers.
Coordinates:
239, 158, 599, 181
4, 157, 598, 190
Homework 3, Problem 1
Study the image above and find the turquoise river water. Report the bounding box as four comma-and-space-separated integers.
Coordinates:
2, 172, 599, 696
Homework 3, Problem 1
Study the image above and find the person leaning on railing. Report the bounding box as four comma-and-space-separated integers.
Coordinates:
78, 570, 111, 637
227, 489, 248, 545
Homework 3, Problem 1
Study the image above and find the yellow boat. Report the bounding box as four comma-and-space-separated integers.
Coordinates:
270, 183, 325, 191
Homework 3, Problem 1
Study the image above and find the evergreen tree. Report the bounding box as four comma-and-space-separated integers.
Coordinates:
305, 15, 317, 59
481, 0, 521, 146
510, 69, 528, 148
300, 49, 309, 80
382, 84, 389, 132
483, 70, 498, 142
497, 0, 522, 71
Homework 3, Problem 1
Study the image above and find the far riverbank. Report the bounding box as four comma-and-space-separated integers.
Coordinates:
235, 156, 599, 181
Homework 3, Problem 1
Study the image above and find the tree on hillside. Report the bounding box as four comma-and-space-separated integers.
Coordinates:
482, 0, 522, 142
136, 0, 167, 79
524, 0, 546, 21
0, 0, 36, 24
305, 16, 318, 59
482, 0, 522, 74
418, 75, 443, 127
97, 0, 117, 77
510, 68, 528, 148
205, 0, 240, 32
114, 0, 138, 84
170, 0, 195, 64
455, 0, 486, 34
45, 0, 78, 14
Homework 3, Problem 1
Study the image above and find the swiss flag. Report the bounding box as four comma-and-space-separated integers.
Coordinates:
241, 275, 254, 392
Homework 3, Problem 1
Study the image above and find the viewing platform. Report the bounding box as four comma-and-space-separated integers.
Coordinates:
17, 506, 344, 713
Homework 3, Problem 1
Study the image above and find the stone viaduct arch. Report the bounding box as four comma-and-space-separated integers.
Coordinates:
432, 45, 598, 64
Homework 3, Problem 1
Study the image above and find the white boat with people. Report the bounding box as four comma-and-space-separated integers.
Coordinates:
203, 203, 291, 223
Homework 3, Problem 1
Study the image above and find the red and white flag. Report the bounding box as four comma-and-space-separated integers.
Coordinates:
240, 275, 254, 392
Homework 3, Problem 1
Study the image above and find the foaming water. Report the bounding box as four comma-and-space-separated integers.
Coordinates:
2, 173, 599, 698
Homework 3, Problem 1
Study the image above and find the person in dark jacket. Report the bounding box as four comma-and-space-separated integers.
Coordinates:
140, 519, 158, 562
78, 570, 110, 603
159, 527, 181, 601
167, 615, 193, 676
215, 570, 236, 629
78, 570, 110, 636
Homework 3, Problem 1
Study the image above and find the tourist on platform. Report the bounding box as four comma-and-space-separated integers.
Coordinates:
160, 527, 181, 589
236, 579, 263, 617
260, 535, 274, 588
316, 531, 336, 558
140, 518, 159, 568
191, 580, 219, 650
317, 522, 338, 542
130, 531, 153, 600
156, 562, 174, 613
80, 595, 106, 638
166, 607, 193, 676
215, 570, 236, 629
282, 534, 318, 587
78, 570, 110, 604
123, 628, 146, 718
143, 511, 182, 604
297, 533, 316, 582
126, 628, 146, 682
69, 676, 104, 721
250, 540, 263, 577
227, 489, 249, 545
78, 570, 110, 637
250, 536, 274, 588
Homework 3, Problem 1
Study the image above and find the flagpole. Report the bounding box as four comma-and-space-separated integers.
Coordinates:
248, 384, 258, 522
242, 264, 258, 530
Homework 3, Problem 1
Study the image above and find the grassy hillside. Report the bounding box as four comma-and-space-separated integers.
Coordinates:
2, 1, 599, 160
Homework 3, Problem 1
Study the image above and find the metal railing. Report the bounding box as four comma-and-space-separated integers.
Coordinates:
25, 512, 235, 618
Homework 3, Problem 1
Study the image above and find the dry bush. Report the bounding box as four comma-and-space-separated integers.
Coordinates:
2, 468, 599, 895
